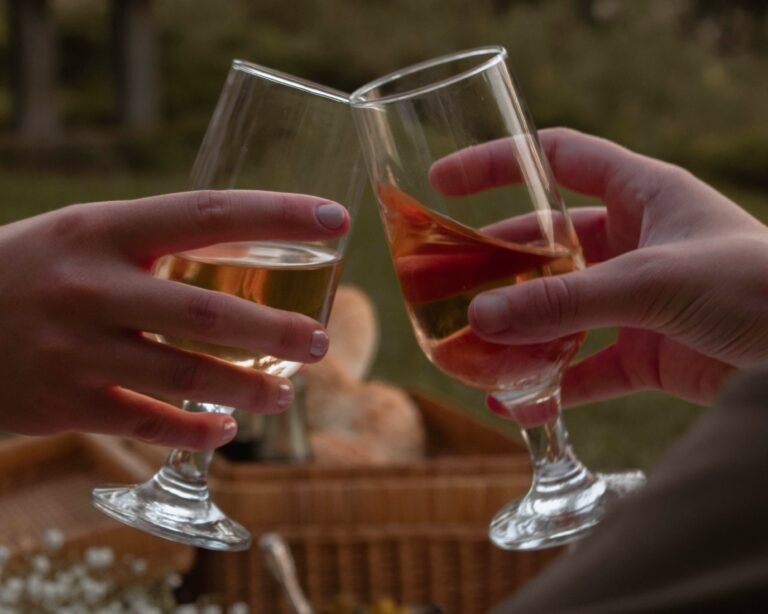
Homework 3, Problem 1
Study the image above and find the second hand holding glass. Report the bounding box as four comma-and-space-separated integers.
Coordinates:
92, 60, 364, 551
351, 47, 645, 550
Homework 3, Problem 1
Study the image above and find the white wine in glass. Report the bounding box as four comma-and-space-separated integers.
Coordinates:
91, 60, 364, 552
154, 241, 343, 371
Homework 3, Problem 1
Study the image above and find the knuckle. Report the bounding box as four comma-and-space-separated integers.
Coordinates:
132, 416, 169, 444
191, 190, 232, 231
659, 162, 694, 187
49, 204, 100, 244
622, 173, 662, 210
528, 277, 573, 331
275, 192, 292, 225
622, 250, 672, 328
246, 375, 274, 411
273, 315, 303, 356
46, 263, 100, 306
31, 331, 72, 371
184, 420, 215, 450
169, 356, 205, 395
630, 162, 691, 211
186, 291, 222, 333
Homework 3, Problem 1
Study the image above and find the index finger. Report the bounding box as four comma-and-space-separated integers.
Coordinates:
99, 190, 350, 260
429, 127, 662, 204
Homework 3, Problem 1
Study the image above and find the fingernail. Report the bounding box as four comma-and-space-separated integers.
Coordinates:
309, 330, 329, 358
486, 396, 510, 418
277, 382, 294, 408
471, 293, 510, 334
218, 418, 238, 445
316, 203, 346, 230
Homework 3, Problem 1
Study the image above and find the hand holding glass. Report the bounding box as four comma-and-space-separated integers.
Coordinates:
92, 60, 364, 551
351, 47, 645, 550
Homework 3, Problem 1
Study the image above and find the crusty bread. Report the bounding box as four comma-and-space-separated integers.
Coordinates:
304, 285, 426, 465
324, 285, 379, 382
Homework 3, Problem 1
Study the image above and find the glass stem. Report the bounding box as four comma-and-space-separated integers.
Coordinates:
153, 401, 233, 502
497, 387, 599, 508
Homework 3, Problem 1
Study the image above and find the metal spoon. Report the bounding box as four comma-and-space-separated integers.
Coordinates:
259, 532, 442, 614
259, 532, 314, 614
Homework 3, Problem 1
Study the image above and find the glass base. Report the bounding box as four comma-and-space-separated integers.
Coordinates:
92, 479, 251, 552
489, 470, 646, 551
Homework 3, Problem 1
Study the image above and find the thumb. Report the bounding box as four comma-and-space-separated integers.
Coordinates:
468, 251, 667, 344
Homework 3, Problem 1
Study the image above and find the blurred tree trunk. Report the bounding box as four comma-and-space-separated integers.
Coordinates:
577, 0, 595, 24
112, 0, 157, 132
7, 0, 60, 143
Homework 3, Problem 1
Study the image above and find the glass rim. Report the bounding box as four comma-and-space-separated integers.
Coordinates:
349, 46, 507, 107
232, 59, 350, 104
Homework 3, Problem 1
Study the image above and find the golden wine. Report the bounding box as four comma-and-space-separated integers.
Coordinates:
378, 184, 584, 391
153, 241, 343, 376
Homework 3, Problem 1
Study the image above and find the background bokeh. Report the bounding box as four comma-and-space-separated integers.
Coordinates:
1, 0, 766, 470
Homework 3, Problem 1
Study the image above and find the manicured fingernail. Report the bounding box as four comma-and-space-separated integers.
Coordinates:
277, 382, 294, 408
219, 418, 238, 445
471, 293, 510, 334
316, 203, 346, 230
309, 330, 329, 358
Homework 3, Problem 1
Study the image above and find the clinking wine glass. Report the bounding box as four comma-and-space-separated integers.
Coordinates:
351, 47, 645, 550
92, 60, 365, 551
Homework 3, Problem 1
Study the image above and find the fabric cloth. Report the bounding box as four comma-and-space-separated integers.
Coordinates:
492, 364, 768, 613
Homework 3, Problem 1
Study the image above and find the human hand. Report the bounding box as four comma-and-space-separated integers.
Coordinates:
430, 128, 768, 407
0, 190, 349, 449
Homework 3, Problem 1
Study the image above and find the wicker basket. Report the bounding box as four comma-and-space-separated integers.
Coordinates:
194, 525, 558, 614
0, 433, 194, 583
174, 390, 562, 613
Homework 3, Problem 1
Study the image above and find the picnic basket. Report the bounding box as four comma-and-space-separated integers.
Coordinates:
169, 390, 564, 613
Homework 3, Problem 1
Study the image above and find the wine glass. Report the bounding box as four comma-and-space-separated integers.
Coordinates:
92, 60, 365, 551
351, 47, 645, 550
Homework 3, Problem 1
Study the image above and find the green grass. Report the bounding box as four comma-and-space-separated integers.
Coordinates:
2, 166, 764, 470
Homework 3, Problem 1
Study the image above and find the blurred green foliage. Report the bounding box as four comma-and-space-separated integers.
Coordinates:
0, 0, 766, 469
3, 0, 764, 186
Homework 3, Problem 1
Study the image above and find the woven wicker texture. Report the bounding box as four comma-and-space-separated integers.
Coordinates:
175, 390, 563, 613
0, 433, 194, 582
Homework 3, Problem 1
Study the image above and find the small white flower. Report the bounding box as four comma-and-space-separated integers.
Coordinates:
43, 528, 65, 552
69, 564, 88, 579
0, 585, 20, 606
25, 573, 44, 602
228, 602, 250, 614
95, 600, 123, 614
125, 586, 153, 611
174, 605, 199, 614
165, 572, 183, 589
130, 558, 147, 576
201, 605, 223, 614
32, 554, 51, 575
0, 545, 10, 566
55, 569, 75, 590
85, 547, 115, 570
4, 578, 22, 592
80, 576, 109, 604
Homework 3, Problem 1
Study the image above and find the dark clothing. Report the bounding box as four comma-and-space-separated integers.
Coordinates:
493, 365, 768, 613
